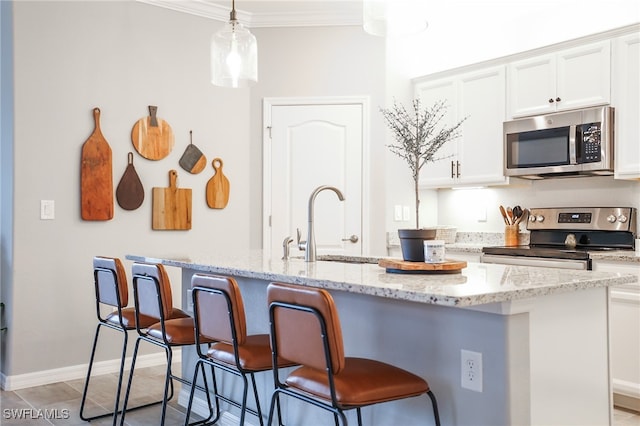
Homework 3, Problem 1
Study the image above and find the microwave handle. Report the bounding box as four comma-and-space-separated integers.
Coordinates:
569, 124, 577, 165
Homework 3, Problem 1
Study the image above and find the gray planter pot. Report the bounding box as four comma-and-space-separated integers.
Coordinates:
398, 228, 437, 262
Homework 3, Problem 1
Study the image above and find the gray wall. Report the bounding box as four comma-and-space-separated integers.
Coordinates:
2, 0, 387, 381
248, 25, 387, 253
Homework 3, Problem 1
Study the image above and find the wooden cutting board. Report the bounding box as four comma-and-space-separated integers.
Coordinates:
179, 130, 207, 174
152, 170, 191, 230
378, 258, 467, 274
116, 152, 144, 210
206, 158, 230, 209
81, 107, 113, 221
131, 105, 174, 160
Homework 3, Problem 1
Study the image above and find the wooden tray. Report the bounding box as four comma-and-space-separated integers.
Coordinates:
378, 258, 467, 274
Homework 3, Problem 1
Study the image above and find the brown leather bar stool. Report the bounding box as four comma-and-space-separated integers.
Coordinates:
119, 262, 215, 426
80, 256, 171, 425
266, 282, 441, 426
184, 274, 295, 426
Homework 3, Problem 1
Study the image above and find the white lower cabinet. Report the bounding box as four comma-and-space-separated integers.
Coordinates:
593, 260, 640, 411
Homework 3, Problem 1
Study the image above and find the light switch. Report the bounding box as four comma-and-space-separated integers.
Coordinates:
40, 200, 55, 220
477, 203, 487, 222
394, 205, 402, 221
402, 206, 410, 221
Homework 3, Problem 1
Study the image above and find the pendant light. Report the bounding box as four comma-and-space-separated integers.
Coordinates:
363, 0, 428, 37
211, 0, 258, 88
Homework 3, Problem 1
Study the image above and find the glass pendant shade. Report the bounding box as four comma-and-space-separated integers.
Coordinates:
363, 0, 428, 37
211, 18, 257, 88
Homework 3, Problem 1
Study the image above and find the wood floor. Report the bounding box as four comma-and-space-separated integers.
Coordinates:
0, 364, 201, 426
1, 364, 639, 425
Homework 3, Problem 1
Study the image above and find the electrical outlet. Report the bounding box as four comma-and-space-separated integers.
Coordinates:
461, 349, 483, 392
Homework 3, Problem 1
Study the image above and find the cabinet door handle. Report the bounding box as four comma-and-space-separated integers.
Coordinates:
451, 160, 456, 178
556, 97, 561, 102
548, 98, 555, 103
456, 161, 461, 178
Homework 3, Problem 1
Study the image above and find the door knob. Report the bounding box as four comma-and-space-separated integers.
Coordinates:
342, 235, 359, 243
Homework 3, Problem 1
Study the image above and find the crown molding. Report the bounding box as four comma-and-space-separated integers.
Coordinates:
137, 0, 363, 28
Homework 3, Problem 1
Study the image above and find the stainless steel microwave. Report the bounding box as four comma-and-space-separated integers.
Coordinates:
504, 106, 614, 179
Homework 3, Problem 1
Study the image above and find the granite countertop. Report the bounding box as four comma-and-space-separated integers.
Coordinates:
126, 250, 637, 308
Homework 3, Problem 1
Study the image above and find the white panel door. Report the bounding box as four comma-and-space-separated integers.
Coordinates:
263, 99, 364, 260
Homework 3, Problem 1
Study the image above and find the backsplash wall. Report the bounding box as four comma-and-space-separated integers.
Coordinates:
433, 176, 640, 234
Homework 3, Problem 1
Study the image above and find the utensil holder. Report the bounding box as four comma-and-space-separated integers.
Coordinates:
505, 224, 519, 247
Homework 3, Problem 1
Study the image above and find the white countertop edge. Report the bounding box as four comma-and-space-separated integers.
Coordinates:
126, 253, 638, 309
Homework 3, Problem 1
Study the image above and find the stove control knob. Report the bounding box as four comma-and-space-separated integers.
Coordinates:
529, 215, 537, 222
536, 215, 545, 223
617, 214, 628, 223
607, 214, 617, 223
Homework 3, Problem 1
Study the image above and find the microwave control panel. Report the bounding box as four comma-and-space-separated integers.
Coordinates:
579, 122, 602, 163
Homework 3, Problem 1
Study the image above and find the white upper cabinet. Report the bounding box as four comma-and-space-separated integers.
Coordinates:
612, 32, 640, 180
507, 41, 611, 118
415, 66, 507, 188
414, 77, 458, 188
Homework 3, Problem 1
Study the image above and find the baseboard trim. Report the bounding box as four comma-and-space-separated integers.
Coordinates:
1, 349, 179, 391
614, 393, 640, 413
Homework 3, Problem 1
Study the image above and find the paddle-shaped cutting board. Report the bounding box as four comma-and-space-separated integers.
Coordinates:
81, 108, 114, 221
131, 105, 174, 160
116, 152, 144, 210
179, 130, 206, 174
152, 170, 191, 230
206, 158, 230, 209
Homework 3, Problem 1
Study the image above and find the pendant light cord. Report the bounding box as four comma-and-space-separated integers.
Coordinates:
230, 0, 236, 21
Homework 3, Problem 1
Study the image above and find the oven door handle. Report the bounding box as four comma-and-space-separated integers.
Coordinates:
480, 254, 590, 270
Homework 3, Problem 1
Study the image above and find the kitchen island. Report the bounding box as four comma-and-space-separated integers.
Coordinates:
126, 251, 638, 426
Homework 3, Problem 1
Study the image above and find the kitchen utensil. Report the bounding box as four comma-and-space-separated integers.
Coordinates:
514, 208, 528, 225
116, 152, 144, 210
507, 206, 514, 224
378, 258, 467, 274
499, 205, 510, 225
152, 170, 192, 230
206, 158, 230, 209
131, 105, 174, 160
179, 130, 207, 174
81, 107, 114, 221
512, 205, 524, 223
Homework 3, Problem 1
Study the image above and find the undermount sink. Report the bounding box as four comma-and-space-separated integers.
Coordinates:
316, 254, 380, 264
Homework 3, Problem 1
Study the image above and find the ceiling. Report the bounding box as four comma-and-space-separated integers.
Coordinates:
137, 0, 364, 27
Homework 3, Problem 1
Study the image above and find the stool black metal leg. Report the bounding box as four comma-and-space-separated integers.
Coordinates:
79, 323, 105, 422
427, 390, 441, 426
249, 373, 264, 426
119, 337, 141, 426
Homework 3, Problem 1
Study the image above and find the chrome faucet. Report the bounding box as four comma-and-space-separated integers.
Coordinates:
282, 236, 294, 260
297, 185, 345, 262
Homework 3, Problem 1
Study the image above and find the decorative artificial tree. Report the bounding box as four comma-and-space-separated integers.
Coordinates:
381, 98, 466, 260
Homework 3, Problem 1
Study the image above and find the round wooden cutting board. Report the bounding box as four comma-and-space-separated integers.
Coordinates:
131, 105, 174, 160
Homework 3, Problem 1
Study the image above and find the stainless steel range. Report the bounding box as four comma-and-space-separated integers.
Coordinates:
481, 207, 637, 270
